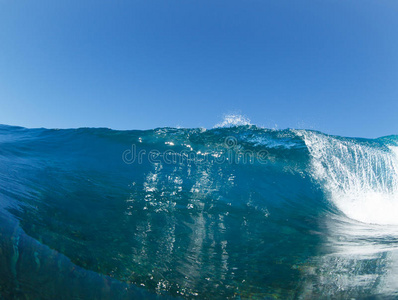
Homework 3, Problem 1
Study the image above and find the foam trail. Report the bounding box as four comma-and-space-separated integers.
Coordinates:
301, 131, 398, 225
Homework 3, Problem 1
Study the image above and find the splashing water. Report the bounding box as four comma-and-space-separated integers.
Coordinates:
214, 114, 252, 128
300, 130, 398, 225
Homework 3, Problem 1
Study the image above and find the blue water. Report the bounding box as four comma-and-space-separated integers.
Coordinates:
1, 123, 398, 299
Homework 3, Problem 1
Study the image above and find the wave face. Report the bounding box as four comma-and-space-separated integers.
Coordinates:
1, 124, 398, 299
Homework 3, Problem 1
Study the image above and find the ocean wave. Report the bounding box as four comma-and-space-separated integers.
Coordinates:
1, 123, 398, 299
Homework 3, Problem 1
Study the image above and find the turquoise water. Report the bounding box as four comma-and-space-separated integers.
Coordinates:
1, 124, 398, 299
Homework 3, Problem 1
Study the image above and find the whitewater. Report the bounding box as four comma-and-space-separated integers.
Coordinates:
1, 120, 398, 299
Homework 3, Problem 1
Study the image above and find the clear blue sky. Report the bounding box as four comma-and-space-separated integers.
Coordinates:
1, 1, 397, 138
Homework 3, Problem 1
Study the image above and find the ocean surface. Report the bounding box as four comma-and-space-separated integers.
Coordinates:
1, 122, 398, 299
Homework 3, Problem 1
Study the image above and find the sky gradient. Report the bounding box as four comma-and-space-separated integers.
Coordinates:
1, 0, 398, 138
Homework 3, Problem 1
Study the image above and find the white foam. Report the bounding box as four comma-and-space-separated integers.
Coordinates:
301, 131, 398, 225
